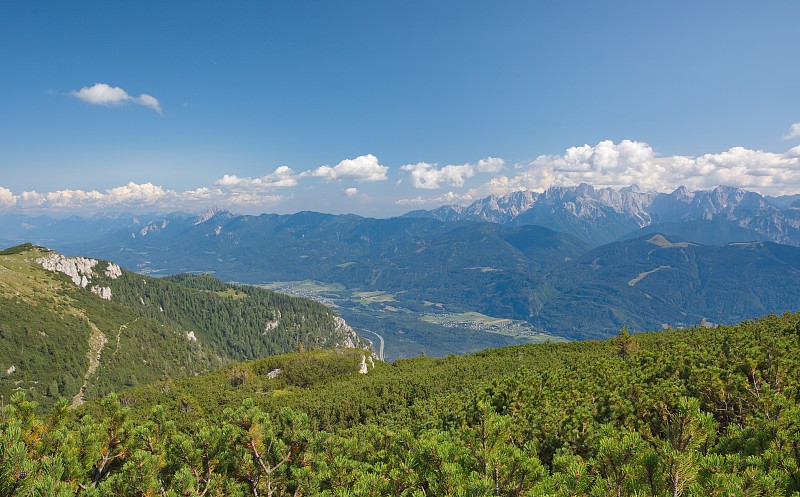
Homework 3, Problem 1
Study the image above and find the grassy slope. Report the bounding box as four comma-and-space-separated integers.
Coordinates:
0, 244, 370, 410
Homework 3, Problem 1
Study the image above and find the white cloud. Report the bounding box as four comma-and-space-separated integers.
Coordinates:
106, 182, 168, 204
526, 139, 664, 190
11, 183, 175, 211
0, 187, 16, 208
225, 193, 287, 206
394, 196, 427, 206
310, 154, 388, 182
71, 83, 162, 114
669, 147, 800, 194
215, 166, 299, 191
784, 123, 800, 140
344, 187, 359, 197
71, 83, 130, 106
134, 93, 162, 114
400, 157, 504, 189
0, 180, 292, 215
492, 140, 800, 197
400, 162, 475, 189
435, 191, 474, 203
476, 157, 505, 173
394, 191, 473, 206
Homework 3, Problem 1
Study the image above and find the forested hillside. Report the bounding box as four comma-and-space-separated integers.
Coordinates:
4, 312, 800, 495
0, 244, 368, 410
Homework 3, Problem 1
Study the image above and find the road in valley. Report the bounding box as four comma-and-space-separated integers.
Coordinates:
362, 330, 385, 361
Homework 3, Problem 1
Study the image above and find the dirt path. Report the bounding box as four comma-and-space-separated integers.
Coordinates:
70, 319, 107, 408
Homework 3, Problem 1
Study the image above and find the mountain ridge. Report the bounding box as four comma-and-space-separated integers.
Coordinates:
0, 243, 370, 409
404, 184, 800, 246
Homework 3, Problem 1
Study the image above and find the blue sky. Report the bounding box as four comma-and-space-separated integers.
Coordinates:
1, 1, 799, 216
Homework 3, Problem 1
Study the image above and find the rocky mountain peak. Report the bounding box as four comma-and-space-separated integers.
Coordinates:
194, 206, 233, 225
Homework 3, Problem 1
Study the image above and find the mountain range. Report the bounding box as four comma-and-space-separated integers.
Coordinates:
2, 184, 800, 348
404, 184, 800, 246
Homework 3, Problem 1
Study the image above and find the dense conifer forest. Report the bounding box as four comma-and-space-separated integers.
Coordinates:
3, 312, 800, 495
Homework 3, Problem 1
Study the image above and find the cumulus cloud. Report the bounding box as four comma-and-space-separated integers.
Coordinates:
394, 191, 474, 206
524, 140, 664, 190
10, 184, 166, 211
0, 179, 291, 215
310, 154, 388, 182
71, 83, 162, 114
476, 157, 505, 173
215, 166, 299, 191
669, 147, 800, 194
106, 182, 168, 204
400, 162, 475, 189
400, 157, 505, 189
224, 193, 287, 207
482, 140, 800, 197
133, 93, 162, 114
785, 123, 800, 140
344, 187, 359, 197
0, 187, 16, 208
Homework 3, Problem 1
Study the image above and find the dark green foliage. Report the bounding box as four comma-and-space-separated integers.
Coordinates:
0, 297, 89, 405
109, 272, 364, 362
0, 243, 43, 256
5, 312, 797, 495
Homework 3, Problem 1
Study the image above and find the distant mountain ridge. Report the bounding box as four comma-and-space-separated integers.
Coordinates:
6, 211, 797, 341
3, 185, 800, 346
403, 184, 800, 246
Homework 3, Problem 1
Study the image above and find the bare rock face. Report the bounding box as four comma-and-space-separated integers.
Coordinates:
90, 286, 113, 300
37, 252, 98, 287
358, 354, 375, 374
37, 252, 120, 301
263, 311, 281, 334
105, 263, 122, 279
333, 316, 367, 349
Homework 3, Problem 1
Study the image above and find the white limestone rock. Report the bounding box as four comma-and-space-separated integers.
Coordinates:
37, 252, 117, 300
359, 354, 375, 374
105, 263, 122, 279
91, 286, 112, 300
37, 253, 98, 288
263, 311, 281, 334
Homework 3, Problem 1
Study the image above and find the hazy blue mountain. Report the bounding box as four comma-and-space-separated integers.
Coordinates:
65, 213, 590, 321
536, 234, 800, 338
17, 211, 795, 342
619, 219, 764, 245
5, 185, 800, 345
765, 193, 800, 209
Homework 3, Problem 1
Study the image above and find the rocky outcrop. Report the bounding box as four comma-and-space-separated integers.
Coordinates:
263, 311, 281, 334
37, 252, 121, 301
91, 286, 112, 300
359, 354, 375, 374
333, 316, 369, 350
37, 252, 98, 288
